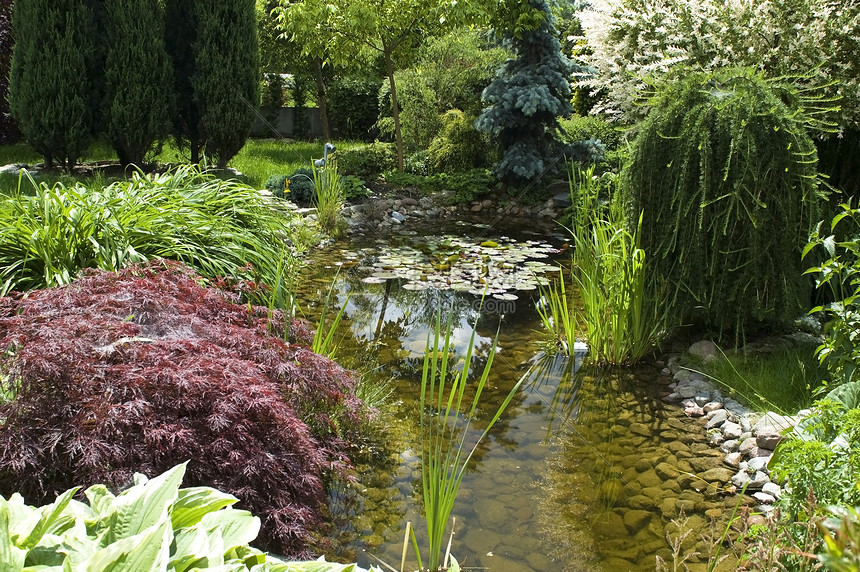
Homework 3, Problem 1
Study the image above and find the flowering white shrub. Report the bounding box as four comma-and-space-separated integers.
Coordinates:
579, 0, 859, 130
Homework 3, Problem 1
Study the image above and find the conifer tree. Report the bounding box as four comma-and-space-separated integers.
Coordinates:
104, 0, 172, 167
193, 0, 260, 169
0, 0, 18, 143
476, 0, 574, 189
9, 0, 99, 170
165, 0, 201, 163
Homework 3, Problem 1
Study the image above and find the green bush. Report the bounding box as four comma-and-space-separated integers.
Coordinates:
805, 202, 860, 389
771, 385, 860, 518
286, 167, 316, 204
625, 67, 824, 340
265, 173, 289, 198
327, 75, 380, 141
194, 0, 260, 169
0, 166, 303, 295
337, 142, 396, 179
559, 114, 624, 151
0, 462, 383, 571
428, 109, 489, 173
380, 69, 442, 153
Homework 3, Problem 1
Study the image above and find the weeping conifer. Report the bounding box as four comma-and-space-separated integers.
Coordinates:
104, 0, 172, 167
625, 67, 827, 339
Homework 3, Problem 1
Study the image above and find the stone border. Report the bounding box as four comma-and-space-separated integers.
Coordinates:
662, 339, 812, 514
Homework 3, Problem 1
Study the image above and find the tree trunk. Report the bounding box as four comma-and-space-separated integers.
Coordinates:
383, 47, 404, 171
313, 57, 330, 140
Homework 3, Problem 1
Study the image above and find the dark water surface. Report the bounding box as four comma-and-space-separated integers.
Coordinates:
295, 221, 740, 572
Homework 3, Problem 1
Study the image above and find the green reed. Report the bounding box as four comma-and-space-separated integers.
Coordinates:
417, 309, 522, 570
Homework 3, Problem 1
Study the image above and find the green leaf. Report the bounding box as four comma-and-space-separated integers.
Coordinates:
13, 487, 79, 550
170, 486, 238, 530
106, 463, 186, 543
84, 520, 171, 572
199, 509, 261, 552
0, 500, 27, 571
825, 381, 860, 409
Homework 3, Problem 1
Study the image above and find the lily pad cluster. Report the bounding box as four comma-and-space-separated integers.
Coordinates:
339, 236, 563, 299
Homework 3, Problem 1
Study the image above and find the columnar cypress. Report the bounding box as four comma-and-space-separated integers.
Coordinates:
476, 0, 573, 190
193, 0, 260, 169
103, 0, 172, 167
9, 0, 99, 170
164, 0, 201, 163
0, 0, 18, 143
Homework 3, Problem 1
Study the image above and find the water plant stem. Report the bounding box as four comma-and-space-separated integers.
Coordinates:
418, 308, 522, 570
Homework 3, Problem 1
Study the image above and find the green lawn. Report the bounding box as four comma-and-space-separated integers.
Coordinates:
0, 138, 363, 195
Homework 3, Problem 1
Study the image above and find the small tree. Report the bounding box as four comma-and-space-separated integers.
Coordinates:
9, 0, 99, 170
476, 0, 574, 190
193, 0, 260, 169
103, 0, 172, 167
625, 67, 827, 339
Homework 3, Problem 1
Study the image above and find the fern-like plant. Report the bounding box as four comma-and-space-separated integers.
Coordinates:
624, 66, 827, 340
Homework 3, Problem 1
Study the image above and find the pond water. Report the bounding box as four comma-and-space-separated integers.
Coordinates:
294, 220, 743, 572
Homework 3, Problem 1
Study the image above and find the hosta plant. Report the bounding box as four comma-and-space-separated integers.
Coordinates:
0, 462, 382, 571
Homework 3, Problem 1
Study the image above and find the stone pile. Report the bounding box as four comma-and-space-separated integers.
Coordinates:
663, 339, 809, 515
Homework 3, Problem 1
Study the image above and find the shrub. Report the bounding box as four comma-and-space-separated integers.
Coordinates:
0, 462, 291, 569
286, 167, 316, 204
327, 75, 380, 141
8, 0, 100, 170
428, 109, 489, 173
559, 114, 624, 151
378, 69, 442, 153
337, 142, 397, 179
625, 67, 824, 339
103, 0, 172, 167
475, 0, 574, 189
805, 202, 860, 389
0, 260, 365, 556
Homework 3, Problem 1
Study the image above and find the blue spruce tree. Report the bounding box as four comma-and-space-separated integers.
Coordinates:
476, 0, 575, 190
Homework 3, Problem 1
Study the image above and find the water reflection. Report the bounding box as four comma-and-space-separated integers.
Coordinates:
298, 226, 738, 571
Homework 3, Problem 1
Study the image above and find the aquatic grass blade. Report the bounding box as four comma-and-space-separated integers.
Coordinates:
418, 305, 522, 570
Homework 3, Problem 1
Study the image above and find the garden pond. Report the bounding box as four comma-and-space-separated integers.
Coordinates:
294, 219, 744, 572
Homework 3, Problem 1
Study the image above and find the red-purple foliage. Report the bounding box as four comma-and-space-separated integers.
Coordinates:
0, 260, 363, 557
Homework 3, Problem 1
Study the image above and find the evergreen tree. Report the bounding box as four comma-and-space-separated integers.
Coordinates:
625, 67, 824, 339
164, 0, 201, 163
193, 0, 260, 169
104, 0, 172, 167
476, 0, 573, 189
1, 0, 18, 143
9, 0, 99, 170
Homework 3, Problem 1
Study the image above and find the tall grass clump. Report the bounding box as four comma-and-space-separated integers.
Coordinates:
0, 165, 304, 296
312, 159, 346, 238
413, 309, 522, 571
552, 164, 668, 365
687, 344, 825, 413
536, 271, 578, 356
570, 200, 668, 364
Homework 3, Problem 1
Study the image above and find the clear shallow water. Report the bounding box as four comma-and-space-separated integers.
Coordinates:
296, 222, 741, 572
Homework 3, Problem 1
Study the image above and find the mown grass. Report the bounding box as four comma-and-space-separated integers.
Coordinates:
688, 343, 827, 414
0, 138, 363, 195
